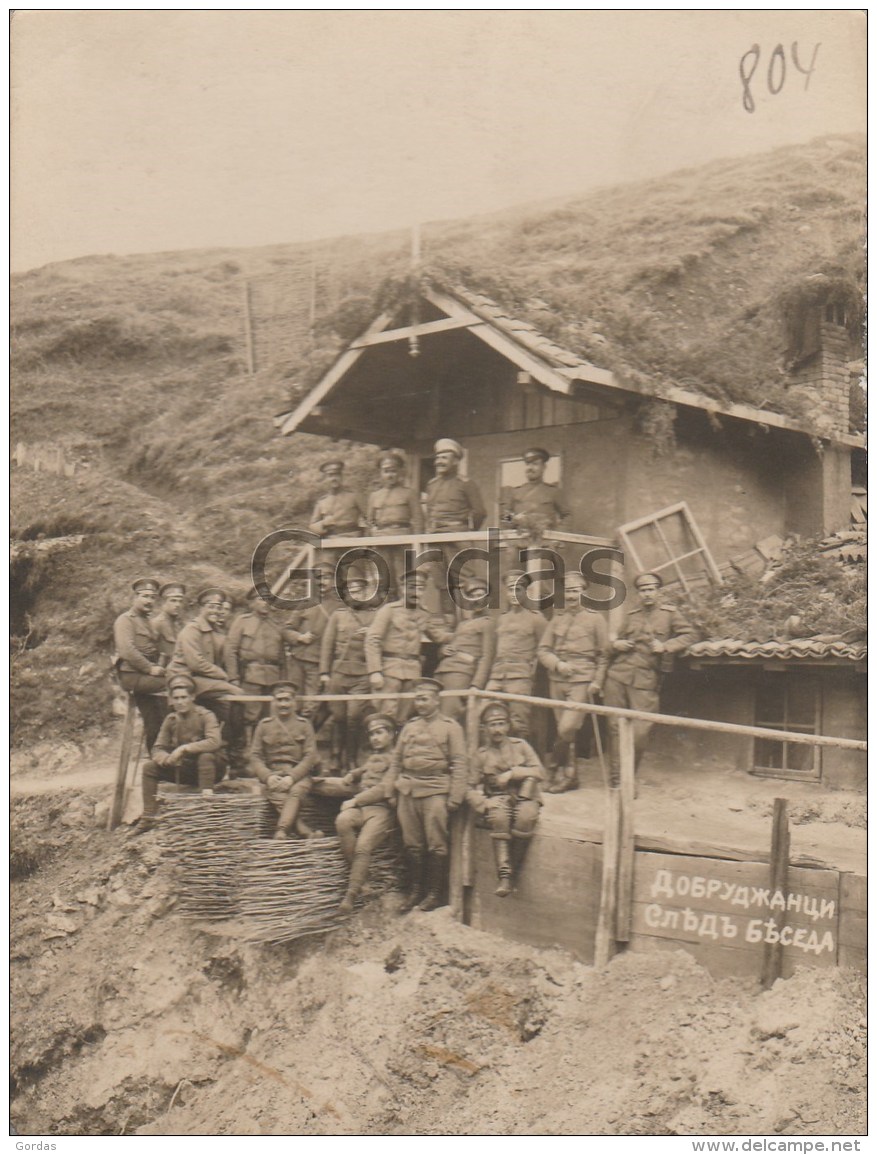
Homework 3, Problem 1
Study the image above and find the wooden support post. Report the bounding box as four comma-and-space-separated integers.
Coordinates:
594, 786, 621, 967
108, 697, 137, 831
761, 797, 790, 988
616, 717, 636, 942
451, 693, 480, 921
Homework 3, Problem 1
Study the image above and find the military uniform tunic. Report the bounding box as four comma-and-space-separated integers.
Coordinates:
309, 489, 366, 535
249, 713, 319, 808
501, 480, 570, 532
425, 475, 486, 532
386, 713, 467, 802
368, 485, 424, 534
226, 613, 287, 685
365, 603, 450, 682
538, 608, 610, 685
149, 610, 182, 664
113, 608, 166, 751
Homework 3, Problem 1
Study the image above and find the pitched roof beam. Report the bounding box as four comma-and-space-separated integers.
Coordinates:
350, 315, 478, 347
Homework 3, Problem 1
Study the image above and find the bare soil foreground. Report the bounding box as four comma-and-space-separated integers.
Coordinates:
11, 757, 865, 1138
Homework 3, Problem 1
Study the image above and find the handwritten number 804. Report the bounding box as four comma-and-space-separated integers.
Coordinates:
739, 42, 820, 113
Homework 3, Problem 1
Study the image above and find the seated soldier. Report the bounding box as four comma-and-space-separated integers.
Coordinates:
334, 713, 397, 915
466, 700, 543, 897
249, 681, 322, 840
136, 674, 225, 832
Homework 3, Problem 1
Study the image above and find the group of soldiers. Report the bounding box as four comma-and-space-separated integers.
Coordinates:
112, 437, 697, 912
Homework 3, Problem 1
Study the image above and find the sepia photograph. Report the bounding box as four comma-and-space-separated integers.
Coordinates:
9, 10, 866, 1142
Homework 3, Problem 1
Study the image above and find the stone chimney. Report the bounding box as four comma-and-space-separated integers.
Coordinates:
785, 306, 851, 439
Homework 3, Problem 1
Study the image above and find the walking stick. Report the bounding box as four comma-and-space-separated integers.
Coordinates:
586, 688, 609, 788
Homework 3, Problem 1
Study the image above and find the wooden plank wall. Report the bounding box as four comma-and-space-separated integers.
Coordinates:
466, 829, 865, 977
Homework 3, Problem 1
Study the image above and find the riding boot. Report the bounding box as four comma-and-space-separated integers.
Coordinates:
399, 849, 426, 912
418, 852, 448, 912
555, 762, 579, 793
510, 831, 533, 880
339, 851, 371, 915
492, 836, 513, 897
549, 740, 570, 792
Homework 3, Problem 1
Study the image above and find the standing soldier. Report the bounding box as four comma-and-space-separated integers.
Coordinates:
538, 571, 609, 793
485, 570, 547, 741
136, 675, 225, 833
286, 561, 344, 726
385, 678, 468, 912
434, 575, 496, 722
500, 446, 570, 537
467, 701, 544, 897
308, 459, 366, 539
425, 438, 486, 606
367, 449, 424, 597
365, 569, 450, 725
113, 577, 166, 753
166, 587, 245, 765
226, 588, 290, 742
334, 713, 398, 915
249, 681, 322, 840
319, 569, 378, 770
603, 572, 697, 781
151, 582, 187, 667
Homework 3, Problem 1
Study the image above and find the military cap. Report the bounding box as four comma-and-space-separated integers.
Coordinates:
414, 677, 443, 694
313, 560, 335, 575
196, 586, 228, 606
401, 568, 429, 583
245, 587, 264, 602
320, 459, 345, 475
366, 713, 396, 733
159, 582, 186, 598
523, 447, 550, 463
634, 572, 664, 590
131, 577, 160, 593
270, 680, 299, 695
464, 575, 490, 595
167, 674, 196, 693
563, 569, 586, 586
379, 449, 405, 469
481, 700, 510, 722
433, 438, 463, 458
504, 568, 529, 584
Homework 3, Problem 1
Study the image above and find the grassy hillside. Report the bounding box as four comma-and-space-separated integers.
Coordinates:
10, 133, 865, 746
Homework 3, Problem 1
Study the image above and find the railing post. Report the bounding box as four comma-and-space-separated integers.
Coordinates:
108, 696, 137, 831
450, 691, 479, 921
761, 798, 790, 988
616, 716, 636, 941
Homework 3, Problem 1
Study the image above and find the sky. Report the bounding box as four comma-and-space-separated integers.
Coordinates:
10, 10, 866, 272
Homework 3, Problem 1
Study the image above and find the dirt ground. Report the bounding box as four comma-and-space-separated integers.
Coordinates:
10, 744, 866, 1138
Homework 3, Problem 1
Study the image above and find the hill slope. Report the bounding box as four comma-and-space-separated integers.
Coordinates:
10, 133, 865, 745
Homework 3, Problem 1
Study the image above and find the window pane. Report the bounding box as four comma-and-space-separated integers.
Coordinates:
754, 737, 785, 770
786, 742, 815, 774
755, 679, 785, 726
787, 679, 818, 728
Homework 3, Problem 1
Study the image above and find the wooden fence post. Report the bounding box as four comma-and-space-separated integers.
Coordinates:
594, 786, 621, 967
450, 692, 479, 921
761, 798, 790, 988
108, 697, 137, 830
242, 280, 256, 376
616, 717, 636, 941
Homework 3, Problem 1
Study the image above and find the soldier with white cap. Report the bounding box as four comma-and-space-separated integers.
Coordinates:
425, 438, 486, 611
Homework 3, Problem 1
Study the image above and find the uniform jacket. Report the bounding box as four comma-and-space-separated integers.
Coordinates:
309, 489, 366, 535
320, 605, 378, 677
490, 608, 548, 679
501, 481, 570, 531
538, 608, 610, 685
113, 609, 161, 675
287, 596, 344, 666
469, 736, 545, 804
606, 603, 697, 690
435, 614, 497, 689
167, 616, 231, 682
341, 751, 394, 808
226, 613, 288, 684
367, 485, 424, 534
248, 713, 318, 784
152, 705, 222, 758
425, 475, 486, 532
365, 602, 451, 680
385, 712, 467, 802
150, 610, 183, 662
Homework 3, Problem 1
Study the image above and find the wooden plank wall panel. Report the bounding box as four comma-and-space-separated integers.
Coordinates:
838, 873, 867, 972
469, 828, 601, 961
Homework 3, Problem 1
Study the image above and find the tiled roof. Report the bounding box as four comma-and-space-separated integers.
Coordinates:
688, 638, 866, 662
818, 529, 866, 564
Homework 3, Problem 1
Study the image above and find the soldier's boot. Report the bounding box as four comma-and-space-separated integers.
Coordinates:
339, 851, 371, 915
336, 821, 357, 864
399, 849, 426, 913
418, 852, 449, 912
345, 723, 362, 775
510, 829, 533, 882
492, 835, 513, 898
274, 792, 301, 839
548, 740, 571, 792
329, 720, 346, 773
555, 762, 579, 793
